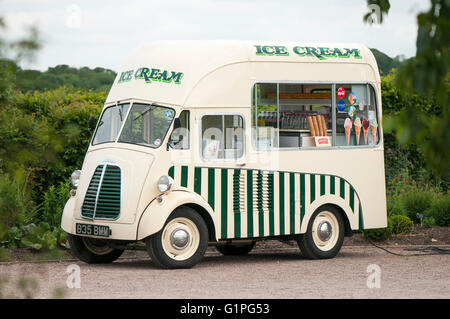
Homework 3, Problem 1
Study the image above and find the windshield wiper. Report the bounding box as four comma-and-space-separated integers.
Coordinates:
119, 104, 123, 121
133, 104, 155, 121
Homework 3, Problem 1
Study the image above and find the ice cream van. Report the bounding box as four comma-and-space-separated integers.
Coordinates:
61, 40, 387, 268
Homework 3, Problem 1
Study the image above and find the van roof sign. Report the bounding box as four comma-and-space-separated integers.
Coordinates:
254, 45, 363, 60
118, 67, 184, 85
106, 41, 379, 107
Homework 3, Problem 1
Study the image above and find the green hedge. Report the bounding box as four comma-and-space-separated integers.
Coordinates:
0, 87, 104, 249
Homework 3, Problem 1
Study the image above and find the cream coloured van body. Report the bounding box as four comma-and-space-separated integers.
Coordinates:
61, 41, 387, 268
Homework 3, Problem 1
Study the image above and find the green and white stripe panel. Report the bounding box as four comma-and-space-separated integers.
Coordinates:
168, 165, 363, 240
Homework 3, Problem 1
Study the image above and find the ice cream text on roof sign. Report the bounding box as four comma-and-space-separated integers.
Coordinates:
254, 45, 363, 60
118, 67, 184, 85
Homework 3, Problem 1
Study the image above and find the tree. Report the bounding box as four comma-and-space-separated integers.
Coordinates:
365, 0, 450, 180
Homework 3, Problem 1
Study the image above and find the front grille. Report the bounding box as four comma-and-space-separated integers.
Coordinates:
81, 164, 121, 220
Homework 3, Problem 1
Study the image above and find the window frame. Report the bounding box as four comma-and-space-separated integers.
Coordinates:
252, 81, 381, 151
199, 112, 246, 162
168, 110, 190, 150
116, 102, 176, 149
91, 102, 132, 146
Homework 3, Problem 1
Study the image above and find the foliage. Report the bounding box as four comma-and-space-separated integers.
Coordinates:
363, 224, 392, 241
400, 189, 435, 223
1, 88, 105, 204
425, 195, 450, 226
41, 181, 71, 229
388, 215, 413, 234
0, 246, 9, 262
370, 48, 405, 76
15, 64, 116, 93
0, 174, 35, 242
422, 216, 436, 228
386, 195, 402, 217
365, 0, 450, 181
363, 214, 414, 240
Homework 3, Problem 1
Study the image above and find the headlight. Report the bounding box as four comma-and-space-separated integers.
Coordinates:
71, 170, 82, 187
157, 175, 173, 193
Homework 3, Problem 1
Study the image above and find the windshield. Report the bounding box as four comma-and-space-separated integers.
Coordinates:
118, 103, 175, 148
92, 103, 130, 145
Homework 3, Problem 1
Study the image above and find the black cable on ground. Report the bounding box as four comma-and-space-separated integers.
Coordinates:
365, 237, 450, 256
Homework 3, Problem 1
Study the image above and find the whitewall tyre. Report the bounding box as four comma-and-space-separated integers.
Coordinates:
145, 206, 208, 269
297, 205, 345, 259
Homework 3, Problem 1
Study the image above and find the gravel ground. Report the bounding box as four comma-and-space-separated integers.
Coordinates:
1, 242, 449, 299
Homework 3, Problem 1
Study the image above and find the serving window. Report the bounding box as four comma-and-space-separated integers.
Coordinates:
252, 82, 379, 149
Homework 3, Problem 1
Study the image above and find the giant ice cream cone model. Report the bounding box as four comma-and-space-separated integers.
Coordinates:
362, 118, 370, 144
344, 118, 352, 145
370, 119, 378, 144
354, 117, 362, 144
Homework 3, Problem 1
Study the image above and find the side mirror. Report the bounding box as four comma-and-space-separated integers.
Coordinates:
89, 115, 96, 132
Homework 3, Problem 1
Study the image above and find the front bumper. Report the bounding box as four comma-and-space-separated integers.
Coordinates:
61, 196, 139, 241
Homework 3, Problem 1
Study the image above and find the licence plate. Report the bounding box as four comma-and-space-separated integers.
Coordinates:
76, 223, 110, 237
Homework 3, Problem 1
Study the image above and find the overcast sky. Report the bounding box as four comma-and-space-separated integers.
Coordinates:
2, 0, 431, 72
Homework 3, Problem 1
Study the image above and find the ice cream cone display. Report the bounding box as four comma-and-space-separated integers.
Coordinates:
344, 118, 352, 145
307, 116, 316, 136
354, 117, 362, 144
316, 115, 324, 136
319, 115, 328, 136
370, 119, 378, 144
312, 116, 320, 136
362, 118, 370, 144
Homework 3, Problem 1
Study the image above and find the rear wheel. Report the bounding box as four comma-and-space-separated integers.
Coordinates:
297, 205, 344, 259
145, 206, 208, 269
216, 241, 256, 256
67, 234, 124, 264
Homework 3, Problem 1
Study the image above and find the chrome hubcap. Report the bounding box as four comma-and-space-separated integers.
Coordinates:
317, 221, 332, 242
170, 228, 190, 250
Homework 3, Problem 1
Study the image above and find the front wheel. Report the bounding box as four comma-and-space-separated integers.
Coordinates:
297, 205, 345, 259
145, 206, 208, 269
67, 234, 124, 264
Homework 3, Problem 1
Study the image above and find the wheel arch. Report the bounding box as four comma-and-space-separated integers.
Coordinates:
315, 203, 353, 237
181, 203, 217, 242
136, 190, 218, 241
300, 194, 359, 235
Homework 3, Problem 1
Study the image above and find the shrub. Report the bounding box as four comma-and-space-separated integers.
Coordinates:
0, 247, 10, 262
363, 223, 393, 241
422, 216, 436, 228
0, 174, 35, 242
386, 195, 403, 217
41, 180, 71, 228
20, 222, 68, 251
425, 195, 450, 226
401, 189, 434, 222
388, 215, 413, 234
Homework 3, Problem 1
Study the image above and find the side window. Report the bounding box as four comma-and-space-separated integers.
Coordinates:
334, 84, 379, 146
169, 110, 190, 149
253, 83, 278, 149
201, 115, 244, 160
253, 83, 332, 148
